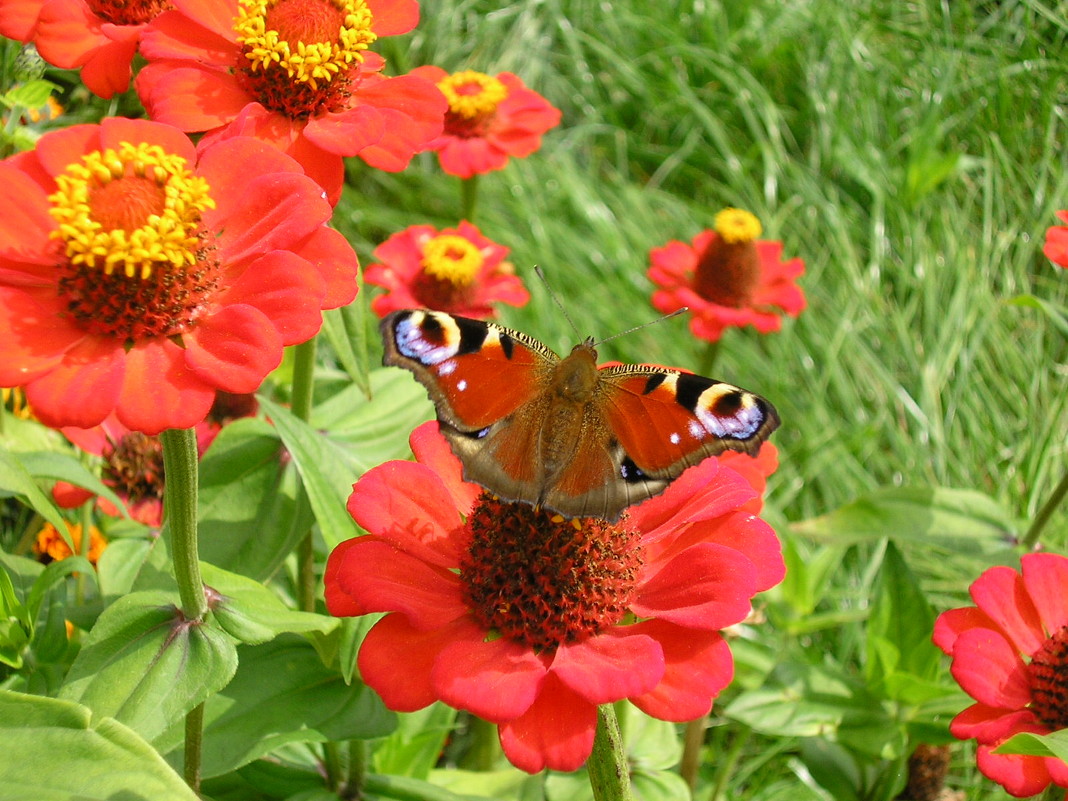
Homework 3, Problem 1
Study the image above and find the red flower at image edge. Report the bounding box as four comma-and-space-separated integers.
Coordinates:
0, 117, 358, 434
0, 0, 163, 98
1044, 211, 1068, 269
364, 220, 530, 318
325, 421, 784, 773
410, 66, 561, 179
649, 208, 805, 343
134, 0, 445, 203
933, 553, 1068, 797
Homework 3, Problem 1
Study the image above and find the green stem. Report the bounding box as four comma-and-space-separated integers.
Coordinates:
160, 428, 206, 621
587, 704, 633, 801
347, 739, 368, 798
322, 740, 343, 791
1022, 467, 1068, 550
183, 702, 205, 791
460, 174, 479, 221
290, 337, 318, 613
680, 714, 707, 790
697, 337, 722, 377
75, 501, 92, 603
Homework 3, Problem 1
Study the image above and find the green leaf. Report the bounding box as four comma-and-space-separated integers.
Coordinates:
158, 635, 394, 778
865, 542, 939, 693
257, 396, 360, 548
790, 486, 1017, 549
6, 79, 57, 110
0, 449, 68, 533
200, 562, 338, 644
0, 566, 31, 668
996, 729, 1068, 761
375, 703, 458, 780
1008, 294, 1068, 337
0, 689, 199, 801
320, 297, 373, 395
16, 450, 129, 520
59, 590, 238, 744
197, 417, 315, 580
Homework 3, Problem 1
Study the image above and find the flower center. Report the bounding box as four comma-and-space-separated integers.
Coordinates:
420, 234, 484, 287
48, 141, 220, 342
85, 0, 170, 25
692, 207, 763, 308
459, 495, 645, 653
105, 431, 166, 508
437, 70, 508, 138
234, 0, 375, 117
1029, 625, 1068, 730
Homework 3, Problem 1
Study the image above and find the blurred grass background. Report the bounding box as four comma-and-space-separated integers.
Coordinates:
340, 0, 1068, 539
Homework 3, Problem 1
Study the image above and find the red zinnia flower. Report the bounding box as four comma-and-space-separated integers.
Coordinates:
0, 117, 358, 433
134, 0, 446, 204
648, 208, 806, 343
933, 552, 1068, 797
0, 0, 167, 98
410, 66, 561, 179
325, 421, 784, 773
1044, 211, 1068, 269
364, 220, 530, 318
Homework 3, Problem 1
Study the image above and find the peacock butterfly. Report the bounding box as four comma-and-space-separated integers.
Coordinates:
381, 309, 780, 521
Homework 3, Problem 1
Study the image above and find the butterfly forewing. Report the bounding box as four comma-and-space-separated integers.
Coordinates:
381, 309, 553, 431
601, 368, 779, 476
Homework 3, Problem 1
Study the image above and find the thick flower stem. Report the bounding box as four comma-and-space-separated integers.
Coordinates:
290, 337, 318, 613
587, 704, 633, 801
697, 338, 721, 377
461, 174, 479, 221
680, 714, 707, 789
1022, 467, 1068, 550
159, 427, 206, 794
160, 428, 206, 621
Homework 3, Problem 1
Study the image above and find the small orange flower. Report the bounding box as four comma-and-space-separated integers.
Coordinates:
364, 221, 530, 318
648, 208, 805, 343
411, 66, 561, 179
33, 521, 107, 564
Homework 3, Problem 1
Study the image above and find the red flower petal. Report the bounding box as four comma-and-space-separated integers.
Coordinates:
976, 742, 1056, 798
0, 165, 56, 264
969, 565, 1046, 656
290, 226, 360, 310
550, 633, 663, 704
115, 341, 216, 434
437, 137, 507, 179
196, 136, 302, 221
323, 539, 369, 617
24, 336, 124, 429
408, 422, 481, 515
183, 304, 284, 393
346, 460, 468, 569
951, 705, 1039, 743
949, 627, 1031, 709
1021, 552, 1068, 635
329, 538, 465, 629
33, 0, 106, 69
0, 0, 42, 40
933, 606, 996, 655
139, 5, 236, 61
220, 251, 326, 344
498, 673, 598, 773
632, 542, 758, 629
357, 614, 455, 711
53, 481, 94, 509
75, 33, 138, 98
302, 106, 386, 158
365, 0, 418, 36
625, 620, 733, 721
432, 628, 547, 722
136, 63, 251, 131
348, 75, 447, 171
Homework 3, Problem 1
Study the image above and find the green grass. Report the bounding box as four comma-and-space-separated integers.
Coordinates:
349, 0, 1068, 535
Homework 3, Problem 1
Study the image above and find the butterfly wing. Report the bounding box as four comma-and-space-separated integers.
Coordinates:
596, 365, 779, 507
380, 309, 558, 501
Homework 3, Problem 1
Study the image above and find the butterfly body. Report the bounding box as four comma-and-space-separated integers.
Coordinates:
381, 309, 779, 521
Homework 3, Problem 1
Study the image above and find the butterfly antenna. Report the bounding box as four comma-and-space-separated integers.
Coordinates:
534, 265, 584, 340
593, 308, 689, 347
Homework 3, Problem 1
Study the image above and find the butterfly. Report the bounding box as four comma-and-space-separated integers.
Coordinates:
381, 309, 780, 521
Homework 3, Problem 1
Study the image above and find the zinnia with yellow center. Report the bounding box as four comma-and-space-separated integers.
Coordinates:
364, 221, 530, 319
648, 208, 806, 343
0, 117, 358, 434
411, 65, 562, 179
135, 0, 446, 204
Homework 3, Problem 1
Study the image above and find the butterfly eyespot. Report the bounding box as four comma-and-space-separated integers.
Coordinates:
710, 391, 744, 416
619, 456, 646, 483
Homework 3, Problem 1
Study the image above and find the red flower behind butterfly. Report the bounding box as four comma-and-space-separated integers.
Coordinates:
326, 421, 783, 773
0, 117, 358, 434
0, 0, 165, 98
1044, 211, 1068, 269
648, 208, 805, 343
410, 66, 561, 179
364, 221, 530, 318
134, 0, 445, 204
933, 553, 1068, 797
